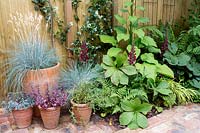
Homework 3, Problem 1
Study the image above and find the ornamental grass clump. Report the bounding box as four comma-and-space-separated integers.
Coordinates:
3, 12, 59, 92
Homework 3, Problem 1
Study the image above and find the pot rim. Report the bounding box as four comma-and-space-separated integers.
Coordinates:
13, 107, 32, 111
38, 106, 60, 111
70, 99, 90, 107
28, 62, 60, 72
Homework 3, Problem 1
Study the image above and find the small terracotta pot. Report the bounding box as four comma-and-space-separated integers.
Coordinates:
23, 62, 60, 96
39, 106, 60, 129
12, 107, 33, 128
71, 100, 92, 125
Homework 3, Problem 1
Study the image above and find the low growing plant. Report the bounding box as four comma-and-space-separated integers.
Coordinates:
30, 87, 68, 109
2, 92, 34, 112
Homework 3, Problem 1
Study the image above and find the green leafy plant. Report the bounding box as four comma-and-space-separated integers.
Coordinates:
72, 0, 113, 62
100, 0, 173, 86
1, 92, 34, 112
4, 13, 59, 92
119, 98, 152, 129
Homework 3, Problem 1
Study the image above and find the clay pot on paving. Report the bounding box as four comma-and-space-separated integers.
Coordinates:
71, 100, 92, 126
23, 62, 61, 97
12, 107, 33, 128
39, 106, 61, 129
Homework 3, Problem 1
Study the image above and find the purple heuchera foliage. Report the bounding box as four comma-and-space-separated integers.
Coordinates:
161, 36, 168, 57
128, 45, 137, 65
79, 41, 89, 62
30, 86, 68, 109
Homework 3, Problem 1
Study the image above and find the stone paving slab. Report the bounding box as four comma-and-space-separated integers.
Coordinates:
6, 104, 200, 133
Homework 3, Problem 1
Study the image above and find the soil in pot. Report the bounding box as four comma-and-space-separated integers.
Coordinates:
23, 62, 60, 97
39, 106, 60, 129
71, 100, 92, 126
12, 107, 33, 128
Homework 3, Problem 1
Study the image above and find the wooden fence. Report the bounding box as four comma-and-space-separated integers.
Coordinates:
0, 0, 193, 99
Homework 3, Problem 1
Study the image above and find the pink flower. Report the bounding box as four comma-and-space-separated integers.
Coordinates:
79, 41, 89, 62
128, 45, 137, 65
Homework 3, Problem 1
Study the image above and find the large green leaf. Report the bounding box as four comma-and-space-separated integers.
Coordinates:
141, 53, 158, 64
114, 26, 127, 34
120, 65, 137, 76
128, 120, 139, 130
134, 29, 145, 38
168, 43, 178, 55
116, 52, 127, 67
136, 103, 152, 114
136, 113, 148, 128
157, 89, 172, 95
117, 33, 129, 42
115, 15, 127, 25
141, 36, 157, 47
102, 55, 114, 66
128, 16, 137, 24
163, 51, 178, 65
105, 67, 116, 78
119, 112, 134, 125
124, 1, 133, 7
156, 64, 174, 78
148, 47, 161, 54
138, 17, 149, 23
100, 35, 117, 46
136, 63, 157, 81
107, 48, 122, 57
111, 70, 128, 86
121, 100, 134, 111
177, 53, 191, 66
157, 81, 169, 89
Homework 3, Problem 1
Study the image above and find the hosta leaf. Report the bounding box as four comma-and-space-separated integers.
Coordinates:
102, 55, 114, 66
111, 70, 128, 86
120, 65, 137, 76
117, 33, 129, 42
115, 15, 126, 25
100, 35, 117, 46
134, 29, 145, 38
136, 113, 148, 128
141, 36, 157, 47
107, 48, 122, 57
168, 43, 178, 55
157, 81, 169, 89
157, 88, 172, 95
105, 67, 116, 78
156, 64, 174, 78
177, 53, 191, 66
119, 112, 134, 125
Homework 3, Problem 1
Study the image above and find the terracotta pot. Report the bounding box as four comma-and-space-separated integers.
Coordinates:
39, 106, 60, 129
23, 62, 60, 96
71, 100, 92, 125
12, 107, 33, 128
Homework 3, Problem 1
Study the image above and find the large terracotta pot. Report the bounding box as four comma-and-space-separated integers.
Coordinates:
71, 100, 92, 125
12, 107, 33, 128
39, 106, 60, 129
23, 62, 60, 96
